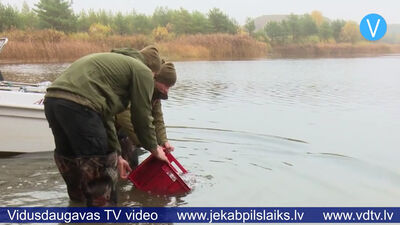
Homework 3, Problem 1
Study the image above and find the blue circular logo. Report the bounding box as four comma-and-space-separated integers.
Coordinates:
360, 14, 387, 41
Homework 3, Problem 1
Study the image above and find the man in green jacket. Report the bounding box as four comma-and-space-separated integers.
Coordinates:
116, 62, 177, 168
44, 46, 168, 206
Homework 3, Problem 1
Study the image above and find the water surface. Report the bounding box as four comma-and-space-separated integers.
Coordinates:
1, 56, 400, 208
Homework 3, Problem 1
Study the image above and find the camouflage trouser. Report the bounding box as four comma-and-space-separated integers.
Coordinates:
54, 152, 118, 207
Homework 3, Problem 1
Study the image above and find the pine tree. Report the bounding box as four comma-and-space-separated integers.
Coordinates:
34, 0, 77, 32
244, 18, 256, 36
208, 8, 238, 34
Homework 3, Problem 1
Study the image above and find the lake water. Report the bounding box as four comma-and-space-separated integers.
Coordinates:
1, 55, 400, 209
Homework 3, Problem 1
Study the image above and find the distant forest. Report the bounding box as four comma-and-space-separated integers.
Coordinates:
1, 0, 399, 45
1, 0, 399, 62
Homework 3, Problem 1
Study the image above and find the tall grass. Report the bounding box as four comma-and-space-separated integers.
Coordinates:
3, 40, 107, 63
0, 29, 154, 62
158, 43, 210, 60
1, 29, 399, 62
270, 42, 397, 57
160, 34, 269, 60
0, 30, 268, 62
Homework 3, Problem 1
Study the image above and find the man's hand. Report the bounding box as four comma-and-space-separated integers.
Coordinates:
117, 156, 132, 179
163, 141, 175, 152
151, 145, 169, 163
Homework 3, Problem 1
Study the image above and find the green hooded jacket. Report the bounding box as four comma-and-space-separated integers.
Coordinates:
116, 99, 168, 147
45, 52, 158, 153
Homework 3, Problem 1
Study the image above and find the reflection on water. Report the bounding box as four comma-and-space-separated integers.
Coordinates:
1, 56, 400, 208
0, 63, 69, 83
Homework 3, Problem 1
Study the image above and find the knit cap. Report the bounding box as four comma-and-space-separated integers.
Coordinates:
155, 62, 176, 87
140, 45, 162, 73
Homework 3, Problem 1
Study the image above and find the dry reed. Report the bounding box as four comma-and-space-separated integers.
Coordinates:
270, 42, 397, 57
1, 29, 398, 62
0, 30, 268, 62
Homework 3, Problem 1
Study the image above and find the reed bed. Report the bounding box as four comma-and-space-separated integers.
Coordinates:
1, 29, 399, 62
165, 34, 269, 60
0, 30, 268, 62
270, 42, 397, 57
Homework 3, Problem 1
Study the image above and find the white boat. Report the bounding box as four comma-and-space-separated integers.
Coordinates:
0, 37, 54, 153
0, 89, 54, 153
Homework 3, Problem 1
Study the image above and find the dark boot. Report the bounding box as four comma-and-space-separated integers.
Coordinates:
54, 152, 85, 202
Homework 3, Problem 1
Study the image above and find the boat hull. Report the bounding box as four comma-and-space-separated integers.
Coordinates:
0, 91, 54, 153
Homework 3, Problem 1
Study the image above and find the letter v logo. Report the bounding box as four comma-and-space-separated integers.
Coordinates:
367, 19, 380, 38
360, 14, 387, 41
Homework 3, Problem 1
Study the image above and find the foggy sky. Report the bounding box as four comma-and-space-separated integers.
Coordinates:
2, 0, 399, 24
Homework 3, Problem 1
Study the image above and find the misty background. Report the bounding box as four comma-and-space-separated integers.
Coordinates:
2, 0, 399, 25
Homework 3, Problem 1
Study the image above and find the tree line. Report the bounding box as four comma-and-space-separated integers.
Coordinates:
0, 1, 238, 35
0, 0, 383, 45
255, 12, 361, 45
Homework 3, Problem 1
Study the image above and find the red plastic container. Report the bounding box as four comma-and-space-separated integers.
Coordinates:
128, 152, 191, 195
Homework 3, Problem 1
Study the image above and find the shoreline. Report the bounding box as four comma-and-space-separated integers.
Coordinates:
1, 30, 399, 63
1, 52, 398, 65
0, 37, 399, 64
267, 43, 400, 58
